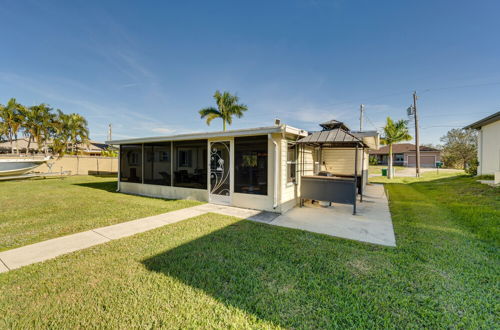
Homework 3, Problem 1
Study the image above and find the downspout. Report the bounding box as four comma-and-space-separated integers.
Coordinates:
479, 129, 483, 176
269, 134, 278, 209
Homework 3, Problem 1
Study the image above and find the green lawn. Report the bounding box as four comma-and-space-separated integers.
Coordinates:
0, 175, 498, 328
370, 168, 464, 184
368, 164, 406, 175
0, 176, 201, 251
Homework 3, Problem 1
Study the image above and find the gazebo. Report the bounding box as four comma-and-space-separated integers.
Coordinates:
296, 121, 375, 215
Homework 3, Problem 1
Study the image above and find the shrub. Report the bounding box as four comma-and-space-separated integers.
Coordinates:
465, 158, 479, 175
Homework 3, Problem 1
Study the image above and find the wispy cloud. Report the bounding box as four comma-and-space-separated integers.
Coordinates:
0, 72, 182, 140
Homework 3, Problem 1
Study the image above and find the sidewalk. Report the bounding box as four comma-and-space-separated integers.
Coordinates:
0, 204, 278, 273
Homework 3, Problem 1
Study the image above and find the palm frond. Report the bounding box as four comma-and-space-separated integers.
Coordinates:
198, 107, 221, 126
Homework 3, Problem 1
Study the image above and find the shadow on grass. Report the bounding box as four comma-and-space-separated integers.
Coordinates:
142, 220, 388, 328
73, 181, 117, 192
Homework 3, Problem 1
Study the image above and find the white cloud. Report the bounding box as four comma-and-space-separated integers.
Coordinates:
151, 127, 176, 134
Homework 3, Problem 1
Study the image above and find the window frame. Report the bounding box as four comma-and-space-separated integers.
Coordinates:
286, 141, 297, 184
234, 135, 268, 195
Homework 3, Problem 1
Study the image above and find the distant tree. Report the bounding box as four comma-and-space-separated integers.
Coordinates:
0, 98, 25, 154
369, 156, 378, 165
198, 90, 248, 131
67, 113, 89, 154
381, 117, 412, 179
0, 98, 90, 156
21, 104, 54, 154
101, 147, 118, 157
440, 128, 477, 170
0, 105, 6, 142
422, 143, 442, 150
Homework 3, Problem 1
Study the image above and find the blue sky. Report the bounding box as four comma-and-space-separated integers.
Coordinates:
1, 0, 499, 144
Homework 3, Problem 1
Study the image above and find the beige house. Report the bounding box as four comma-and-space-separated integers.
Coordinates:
369, 143, 441, 168
465, 111, 500, 176
0, 138, 112, 156
109, 121, 379, 213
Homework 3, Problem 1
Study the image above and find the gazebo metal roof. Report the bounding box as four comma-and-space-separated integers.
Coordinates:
296, 128, 366, 147
319, 120, 350, 131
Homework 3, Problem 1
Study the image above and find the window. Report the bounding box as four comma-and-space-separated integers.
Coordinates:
120, 144, 142, 183
178, 150, 192, 167
287, 142, 297, 183
235, 136, 268, 195
394, 154, 404, 163
173, 140, 207, 189
144, 142, 171, 186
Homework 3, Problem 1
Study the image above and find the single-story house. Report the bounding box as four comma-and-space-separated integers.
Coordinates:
108, 120, 379, 213
369, 143, 441, 168
464, 111, 500, 176
0, 138, 113, 156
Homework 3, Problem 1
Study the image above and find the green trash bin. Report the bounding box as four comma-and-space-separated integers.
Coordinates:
381, 168, 387, 176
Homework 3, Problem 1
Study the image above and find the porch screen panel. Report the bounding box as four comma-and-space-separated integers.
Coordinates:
120, 144, 142, 183
173, 140, 207, 189
234, 135, 268, 195
144, 142, 172, 185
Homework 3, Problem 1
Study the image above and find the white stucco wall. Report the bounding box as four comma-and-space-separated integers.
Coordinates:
120, 181, 208, 201
478, 120, 500, 175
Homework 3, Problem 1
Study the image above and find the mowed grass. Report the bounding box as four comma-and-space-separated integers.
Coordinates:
368, 165, 406, 175
0, 176, 201, 251
370, 169, 464, 184
0, 175, 498, 328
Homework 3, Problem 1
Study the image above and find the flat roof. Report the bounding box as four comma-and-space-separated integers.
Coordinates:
464, 111, 500, 129
106, 125, 307, 145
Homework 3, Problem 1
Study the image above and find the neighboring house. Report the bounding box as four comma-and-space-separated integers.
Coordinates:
369, 143, 441, 168
0, 138, 113, 156
464, 111, 500, 176
108, 121, 380, 213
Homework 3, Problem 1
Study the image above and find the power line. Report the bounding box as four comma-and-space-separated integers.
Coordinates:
420, 81, 500, 94
421, 125, 466, 129
364, 114, 380, 131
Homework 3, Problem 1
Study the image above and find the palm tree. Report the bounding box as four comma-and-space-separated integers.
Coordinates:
381, 117, 412, 179
0, 98, 24, 154
198, 90, 248, 131
21, 104, 54, 155
67, 113, 89, 154
51, 110, 71, 156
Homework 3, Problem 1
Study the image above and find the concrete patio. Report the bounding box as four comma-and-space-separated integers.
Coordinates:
269, 184, 396, 246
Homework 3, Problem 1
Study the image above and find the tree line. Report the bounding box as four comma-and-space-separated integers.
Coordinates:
0, 98, 89, 155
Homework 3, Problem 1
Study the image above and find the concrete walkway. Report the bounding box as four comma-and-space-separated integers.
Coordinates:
0, 189, 395, 273
0, 204, 278, 273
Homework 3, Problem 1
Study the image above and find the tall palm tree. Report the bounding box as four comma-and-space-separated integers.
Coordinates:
21, 104, 54, 155
0, 98, 24, 154
381, 117, 412, 179
51, 110, 71, 156
198, 90, 248, 131
0, 103, 6, 142
67, 113, 89, 154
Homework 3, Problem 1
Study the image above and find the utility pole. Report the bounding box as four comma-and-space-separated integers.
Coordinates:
359, 104, 364, 131
413, 91, 421, 178
108, 124, 112, 141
